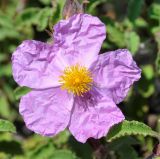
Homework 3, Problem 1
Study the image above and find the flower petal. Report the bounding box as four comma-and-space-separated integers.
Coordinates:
12, 40, 61, 89
20, 87, 73, 136
91, 49, 141, 104
53, 14, 106, 67
69, 88, 124, 143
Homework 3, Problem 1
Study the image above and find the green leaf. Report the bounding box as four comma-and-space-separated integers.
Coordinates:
107, 25, 126, 47
14, 87, 32, 100
36, 7, 53, 31
0, 64, 12, 77
0, 93, 11, 119
28, 142, 55, 159
108, 137, 141, 159
128, 0, 144, 22
152, 27, 160, 75
53, 130, 70, 147
106, 120, 159, 142
142, 65, 154, 80
51, 150, 78, 159
137, 65, 155, 98
39, 0, 51, 5
16, 8, 40, 26
156, 52, 160, 75
69, 136, 92, 159
0, 119, 16, 133
29, 143, 78, 159
149, 3, 160, 20
0, 27, 19, 41
135, 18, 148, 28
0, 13, 14, 28
87, 0, 106, 14
118, 145, 140, 159
51, 0, 65, 25
126, 31, 140, 54
3, 84, 15, 103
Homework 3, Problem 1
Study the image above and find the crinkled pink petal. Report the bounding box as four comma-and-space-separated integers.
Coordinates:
69, 88, 124, 143
20, 87, 73, 136
53, 14, 106, 68
12, 40, 62, 89
91, 49, 141, 104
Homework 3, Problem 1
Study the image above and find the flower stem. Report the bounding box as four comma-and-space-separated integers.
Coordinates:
63, 0, 84, 19
88, 139, 108, 159
146, 143, 160, 159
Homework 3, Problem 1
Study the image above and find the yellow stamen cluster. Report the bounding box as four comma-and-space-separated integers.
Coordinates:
59, 64, 93, 96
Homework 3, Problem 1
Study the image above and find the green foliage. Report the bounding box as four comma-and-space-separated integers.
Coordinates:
149, 3, 160, 20
138, 65, 155, 98
0, 119, 16, 133
107, 120, 158, 142
15, 7, 53, 31
51, 150, 78, 159
128, 0, 144, 22
152, 27, 160, 75
108, 137, 141, 159
107, 24, 126, 47
0, 0, 160, 158
14, 87, 32, 100
0, 93, 11, 119
39, 0, 51, 5
28, 142, 55, 159
87, 0, 106, 14
126, 31, 140, 54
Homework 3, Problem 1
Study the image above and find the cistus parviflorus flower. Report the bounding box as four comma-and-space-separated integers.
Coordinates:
12, 14, 141, 143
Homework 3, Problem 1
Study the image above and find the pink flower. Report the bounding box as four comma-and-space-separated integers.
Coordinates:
12, 14, 141, 143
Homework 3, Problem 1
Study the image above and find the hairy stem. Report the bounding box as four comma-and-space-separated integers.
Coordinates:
88, 139, 108, 159
63, 0, 88, 19
146, 143, 160, 159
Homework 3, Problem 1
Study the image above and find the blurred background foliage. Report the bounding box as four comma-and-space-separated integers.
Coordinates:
0, 0, 160, 158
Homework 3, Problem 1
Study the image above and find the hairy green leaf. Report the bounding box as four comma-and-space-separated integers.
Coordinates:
107, 120, 159, 142
0, 119, 16, 133
14, 87, 32, 100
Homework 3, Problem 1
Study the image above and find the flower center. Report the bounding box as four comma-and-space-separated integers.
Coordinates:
59, 64, 93, 96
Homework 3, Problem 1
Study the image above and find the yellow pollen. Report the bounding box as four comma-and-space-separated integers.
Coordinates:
59, 64, 93, 96
75, 78, 80, 83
